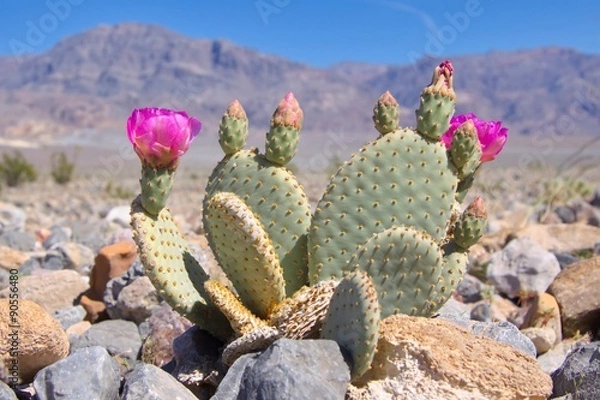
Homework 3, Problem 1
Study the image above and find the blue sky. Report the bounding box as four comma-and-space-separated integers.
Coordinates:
0, 0, 599, 67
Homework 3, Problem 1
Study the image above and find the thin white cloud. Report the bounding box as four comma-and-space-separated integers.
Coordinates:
368, 0, 439, 33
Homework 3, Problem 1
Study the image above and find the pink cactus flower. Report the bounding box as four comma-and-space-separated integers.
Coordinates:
441, 113, 508, 162
127, 108, 201, 168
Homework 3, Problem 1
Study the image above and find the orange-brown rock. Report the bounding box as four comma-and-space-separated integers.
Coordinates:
521, 292, 562, 345
0, 299, 69, 384
89, 241, 137, 298
350, 315, 552, 400
79, 290, 108, 323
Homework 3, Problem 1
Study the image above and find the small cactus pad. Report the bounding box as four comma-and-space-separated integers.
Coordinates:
204, 192, 286, 318
219, 99, 249, 155
269, 280, 338, 339
204, 149, 311, 296
139, 164, 176, 215
221, 326, 281, 366
309, 128, 457, 284
434, 248, 468, 307
321, 270, 380, 381
265, 92, 303, 166
416, 61, 456, 140
448, 120, 482, 179
452, 197, 487, 250
203, 279, 269, 336
346, 226, 445, 317
372, 91, 400, 135
130, 196, 231, 339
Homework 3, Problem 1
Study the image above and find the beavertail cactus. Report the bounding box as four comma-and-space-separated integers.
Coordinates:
128, 61, 505, 385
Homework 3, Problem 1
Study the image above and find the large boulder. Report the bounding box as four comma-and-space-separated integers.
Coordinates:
350, 315, 552, 400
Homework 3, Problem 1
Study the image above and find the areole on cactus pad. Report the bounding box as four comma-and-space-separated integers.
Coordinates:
128, 60, 506, 382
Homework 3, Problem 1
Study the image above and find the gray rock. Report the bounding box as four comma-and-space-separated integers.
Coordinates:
40, 251, 65, 270
107, 276, 160, 324
171, 327, 222, 388
468, 321, 537, 358
456, 274, 484, 303
18, 257, 40, 275
69, 220, 119, 252
70, 319, 142, 367
470, 303, 492, 322
0, 268, 10, 291
212, 354, 258, 400
52, 242, 95, 275
33, 346, 120, 400
104, 259, 144, 310
104, 205, 132, 228
53, 305, 87, 330
0, 203, 26, 233
0, 231, 35, 251
42, 225, 71, 249
121, 364, 197, 400
554, 253, 579, 270
0, 380, 17, 400
237, 339, 350, 400
435, 297, 470, 326
554, 205, 576, 224
487, 237, 561, 298
551, 342, 600, 399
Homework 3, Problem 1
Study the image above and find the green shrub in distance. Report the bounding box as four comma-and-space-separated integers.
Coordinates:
0, 151, 37, 187
51, 151, 76, 185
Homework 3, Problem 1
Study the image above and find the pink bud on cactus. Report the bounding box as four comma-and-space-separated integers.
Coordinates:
438, 60, 454, 81
127, 108, 201, 168
441, 113, 508, 162
271, 92, 303, 130
466, 196, 487, 218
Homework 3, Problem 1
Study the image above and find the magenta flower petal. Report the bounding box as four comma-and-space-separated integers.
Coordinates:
126, 107, 202, 168
441, 113, 508, 163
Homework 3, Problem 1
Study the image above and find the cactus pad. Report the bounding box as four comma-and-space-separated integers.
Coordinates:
321, 270, 380, 381
348, 226, 446, 317
204, 191, 285, 318
204, 149, 311, 296
130, 196, 231, 339
309, 128, 457, 283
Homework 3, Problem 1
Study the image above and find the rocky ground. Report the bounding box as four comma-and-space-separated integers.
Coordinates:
0, 163, 600, 400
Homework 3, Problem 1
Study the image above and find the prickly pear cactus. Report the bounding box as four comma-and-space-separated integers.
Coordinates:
309, 61, 486, 318
203, 94, 311, 300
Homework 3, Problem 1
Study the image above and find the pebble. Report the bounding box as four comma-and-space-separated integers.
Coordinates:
105, 275, 160, 324
42, 225, 71, 249
551, 342, 600, 399
52, 242, 95, 274
53, 305, 87, 330
121, 364, 198, 400
456, 274, 484, 303
70, 319, 142, 369
40, 251, 65, 271
33, 346, 120, 400
487, 236, 561, 298
0, 231, 36, 251
470, 303, 492, 322
104, 205, 132, 228
521, 327, 556, 355
468, 320, 537, 357
0, 202, 26, 233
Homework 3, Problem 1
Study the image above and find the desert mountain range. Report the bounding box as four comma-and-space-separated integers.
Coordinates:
0, 23, 599, 150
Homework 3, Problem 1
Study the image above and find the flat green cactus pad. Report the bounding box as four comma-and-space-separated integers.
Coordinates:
347, 226, 446, 318
309, 128, 458, 284
204, 149, 311, 296
204, 192, 286, 318
130, 196, 231, 340
321, 270, 380, 381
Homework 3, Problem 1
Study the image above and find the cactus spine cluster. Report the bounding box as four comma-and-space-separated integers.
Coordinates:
130, 61, 488, 381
